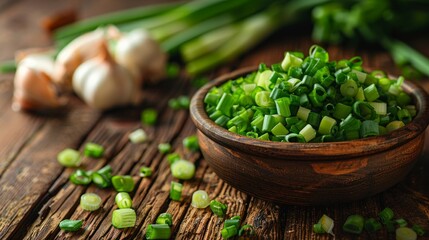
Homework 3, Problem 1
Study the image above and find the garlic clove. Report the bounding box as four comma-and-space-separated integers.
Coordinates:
114, 28, 167, 86
12, 64, 64, 112
72, 42, 137, 110
55, 25, 120, 91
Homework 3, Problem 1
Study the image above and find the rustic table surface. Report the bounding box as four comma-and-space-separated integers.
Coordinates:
0, 1, 428, 239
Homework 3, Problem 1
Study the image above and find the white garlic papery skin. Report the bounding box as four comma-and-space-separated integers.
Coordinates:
55, 26, 120, 91
115, 29, 167, 85
72, 44, 137, 110
13, 54, 63, 111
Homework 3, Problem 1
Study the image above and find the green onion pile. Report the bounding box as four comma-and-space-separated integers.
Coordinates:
204, 45, 416, 143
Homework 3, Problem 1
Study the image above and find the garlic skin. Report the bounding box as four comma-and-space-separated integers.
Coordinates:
13, 54, 64, 111
55, 26, 120, 91
115, 29, 167, 85
72, 43, 137, 110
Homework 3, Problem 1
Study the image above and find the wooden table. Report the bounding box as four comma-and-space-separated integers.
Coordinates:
1, 1, 428, 239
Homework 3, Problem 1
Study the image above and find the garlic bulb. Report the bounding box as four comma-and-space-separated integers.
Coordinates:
13, 54, 65, 111
72, 42, 137, 110
115, 29, 167, 85
55, 26, 120, 91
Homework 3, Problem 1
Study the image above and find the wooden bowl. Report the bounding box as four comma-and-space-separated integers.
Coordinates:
190, 67, 429, 205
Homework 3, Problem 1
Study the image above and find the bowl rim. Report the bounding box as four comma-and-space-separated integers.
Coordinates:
190, 66, 429, 160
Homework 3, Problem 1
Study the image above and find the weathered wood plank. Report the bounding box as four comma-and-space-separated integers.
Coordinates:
0, 101, 101, 239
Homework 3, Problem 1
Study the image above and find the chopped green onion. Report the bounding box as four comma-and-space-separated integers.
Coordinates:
156, 213, 173, 226
158, 143, 172, 154
340, 79, 358, 98
313, 223, 325, 234
59, 219, 83, 232
379, 207, 395, 224
224, 216, 241, 229
191, 190, 210, 208
353, 101, 376, 120
141, 108, 158, 125
318, 116, 337, 135
203, 45, 416, 143
173, 96, 190, 109
364, 218, 382, 232
84, 142, 104, 158
171, 159, 195, 180
112, 208, 136, 229
255, 91, 274, 108
146, 224, 171, 240
368, 102, 387, 115
238, 224, 255, 237
129, 129, 148, 143
210, 200, 227, 218
170, 181, 183, 201
92, 165, 112, 188
342, 215, 364, 234
57, 148, 81, 167
386, 120, 405, 133
112, 175, 135, 192
139, 166, 152, 177
318, 214, 334, 236
285, 133, 305, 142
80, 193, 102, 211
412, 224, 425, 236
396, 227, 417, 240
70, 169, 92, 185
360, 120, 380, 138
396, 218, 408, 228
183, 135, 199, 152
166, 153, 181, 165
364, 84, 380, 102
221, 225, 238, 239
299, 124, 316, 142
297, 106, 311, 121
115, 192, 133, 209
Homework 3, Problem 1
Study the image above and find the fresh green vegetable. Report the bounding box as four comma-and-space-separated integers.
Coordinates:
238, 224, 255, 237
57, 148, 81, 167
115, 192, 133, 209
146, 224, 171, 240
342, 215, 364, 234
92, 165, 112, 188
169, 96, 191, 110
84, 142, 104, 158
166, 152, 180, 165
396, 227, 417, 240
318, 214, 335, 236
112, 208, 136, 228
112, 175, 135, 192
312, 0, 429, 79
364, 218, 382, 232
204, 45, 416, 142
0, 60, 16, 73
156, 213, 173, 226
412, 224, 426, 237
171, 159, 195, 180
379, 207, 395, 224
158, 143, 171, 154
221, 225, 238, 239
210, 200, 227, 217
80, 193, 102, 211
183, 135, 199, 151
139, 166, 152, 177
191, 190, 210, 208
70, 169, 92, 185
170, 181, 183, 201
141, 108, 158, 125
129, 129, 148, 143
59, 219, 83, 232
